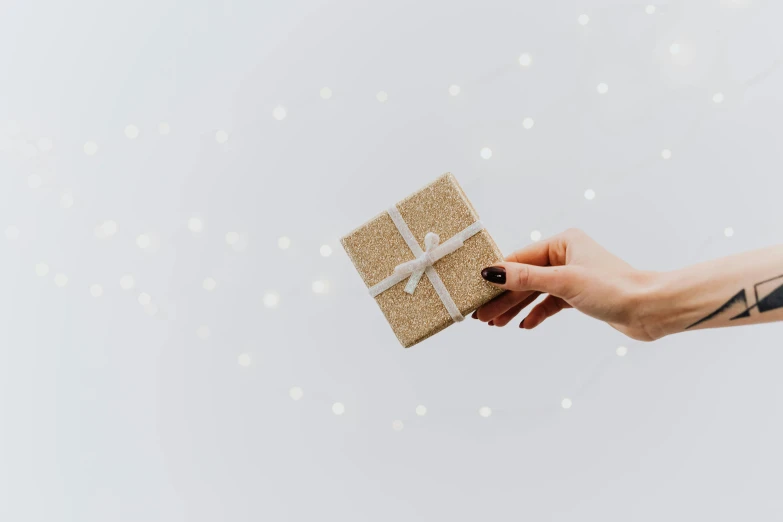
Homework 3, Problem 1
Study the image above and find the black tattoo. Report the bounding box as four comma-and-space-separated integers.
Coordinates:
686, 274, 783, 329
686, 289, 748, 329
755, 275, 783, 313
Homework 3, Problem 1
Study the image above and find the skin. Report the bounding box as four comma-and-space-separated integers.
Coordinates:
474, 228, 783, 341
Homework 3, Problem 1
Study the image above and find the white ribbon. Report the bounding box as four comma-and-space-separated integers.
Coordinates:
368, 205, 484, 323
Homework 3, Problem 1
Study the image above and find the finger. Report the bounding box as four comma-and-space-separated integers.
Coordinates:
474, 290, 535, 322
481, 263, 581, 299
504, 230, 577, 267
492, 292, 542, 327
520, 295, 570, 329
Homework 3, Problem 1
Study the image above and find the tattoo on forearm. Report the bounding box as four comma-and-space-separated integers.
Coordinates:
686, 274, 783, 329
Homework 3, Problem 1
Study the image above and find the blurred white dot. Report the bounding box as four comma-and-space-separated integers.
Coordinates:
578, 14, 590, 25
289, 386, 304, 401
530, 230, 542, 241
136, 234, 151, 249
616, 345, 628, 356
60, 193, 74, 209
596, 83, 609, 94
480, 147, 492, 159
645, 4, 656, 14
124, 124, 139, 139
90, 284, 103, 297
5, 225, 19, 240
479, 406, 492, 418
584, 189, 596, 200
215, 130, 229, 144
669, 42, 681, 55
138, 292, 151, 306
27, 174, 42, 189
202, 277, 217, 291
312, 280, 328, 294
376, 91, 388, 103
84, 141, 98, 156
392, 420, 404, 432
120, 274, 135, 290
238, 353, 252, 367
448, 84, 461, 96
158, 122, 171, 135
144, 303, 159, 316
230, 233, 249, 253
225, 231, 239, 245
724, 227, 734, 238
661, 149, 672, 160
272, 106, 287, 121
263, 292, 280, 308
102, 220, 118, 237
277, 236, 291, 250
415, 405, 427, 416
54, 274, 68, 287
712, 92, 725, 104
35, 263, 49, 276
188, 217, 203, 233
320, 245, 333, 257
561, 398, 572, 409
332, 402, 345, 415
196, 326, 211, 340
518, 52, 532, 67
522, 117, 535, 130
320, 87, 333, 100
37, 137, 53, 152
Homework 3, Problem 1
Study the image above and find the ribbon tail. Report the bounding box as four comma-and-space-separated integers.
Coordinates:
424, 266, 464, 322
404, 269, 426, 294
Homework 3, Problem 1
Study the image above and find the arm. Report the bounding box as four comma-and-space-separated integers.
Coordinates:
474, 229, 783, 341
643, 245, 783, 339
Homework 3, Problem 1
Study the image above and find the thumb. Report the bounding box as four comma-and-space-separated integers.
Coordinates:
481, 262, 579, 298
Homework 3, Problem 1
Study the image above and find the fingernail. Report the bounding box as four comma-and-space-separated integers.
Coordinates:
488, 320, 494, 326
519, 318, 526, 329
481, 266, 506, 284
471, 311, 478, 319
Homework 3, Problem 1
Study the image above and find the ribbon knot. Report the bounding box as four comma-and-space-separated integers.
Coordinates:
394, 232, 450, 294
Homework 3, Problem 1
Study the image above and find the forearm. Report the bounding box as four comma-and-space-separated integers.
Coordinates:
642, 245, 783, 338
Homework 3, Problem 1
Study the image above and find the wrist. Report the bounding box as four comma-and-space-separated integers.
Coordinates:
634, 269, 684, 341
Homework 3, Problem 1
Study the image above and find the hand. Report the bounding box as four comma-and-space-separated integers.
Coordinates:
475, 228, 659, 341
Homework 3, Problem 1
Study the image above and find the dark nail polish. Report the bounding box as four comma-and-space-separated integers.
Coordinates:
488, 320, 494, 326
519, 318, 526, 329
471, 311, 478, 319
481, 266, 506, 284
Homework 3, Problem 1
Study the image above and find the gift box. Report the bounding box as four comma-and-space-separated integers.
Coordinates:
341, 173, 505, 347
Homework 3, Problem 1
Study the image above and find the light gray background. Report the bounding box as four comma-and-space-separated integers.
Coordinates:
2, 0, 783, 520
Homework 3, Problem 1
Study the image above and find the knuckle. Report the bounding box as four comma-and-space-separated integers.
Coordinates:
564, 227, 586, 239
514, 264, 531, 289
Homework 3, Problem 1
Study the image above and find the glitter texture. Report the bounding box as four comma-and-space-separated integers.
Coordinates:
341, 173, 504, 347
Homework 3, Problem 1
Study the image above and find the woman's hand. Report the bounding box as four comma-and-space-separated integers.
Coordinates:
474, 228, 659, 341
475, 229, 783, 340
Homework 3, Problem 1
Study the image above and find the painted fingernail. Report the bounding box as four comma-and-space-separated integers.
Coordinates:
488, 320, 494, 326
471, 311, 478, 319
481, 266, 506, 284
519, 318, 526, 329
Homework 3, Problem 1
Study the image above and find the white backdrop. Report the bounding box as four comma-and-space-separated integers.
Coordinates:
2, 0, 783, 520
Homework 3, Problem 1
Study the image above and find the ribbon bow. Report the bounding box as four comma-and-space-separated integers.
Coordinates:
393, 232, 466, 294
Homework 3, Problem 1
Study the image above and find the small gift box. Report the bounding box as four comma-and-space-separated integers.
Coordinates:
341, 173, 504, 347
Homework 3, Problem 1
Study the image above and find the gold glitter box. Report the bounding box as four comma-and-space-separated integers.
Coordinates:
341, 173, 504, 348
